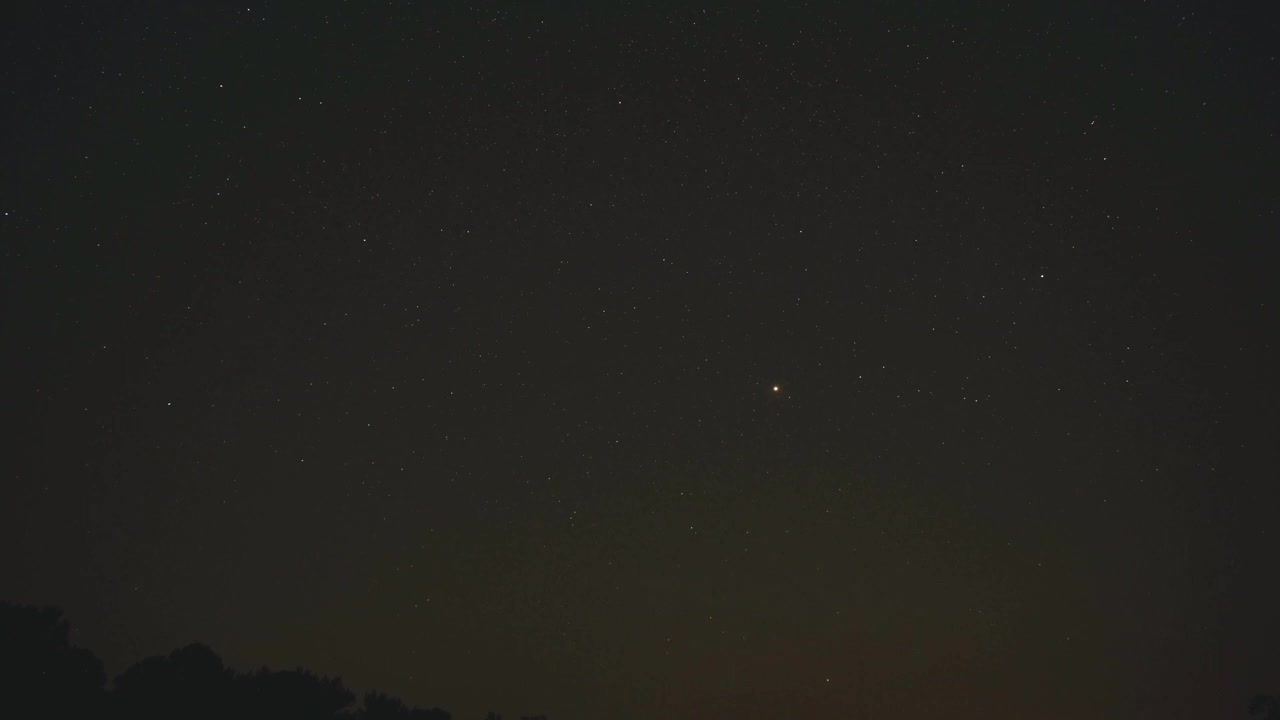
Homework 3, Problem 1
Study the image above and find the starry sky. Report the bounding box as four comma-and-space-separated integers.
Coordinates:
2, 2, 1278, 719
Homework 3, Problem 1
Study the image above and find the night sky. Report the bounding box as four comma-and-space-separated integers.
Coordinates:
3, 2, 1278, 718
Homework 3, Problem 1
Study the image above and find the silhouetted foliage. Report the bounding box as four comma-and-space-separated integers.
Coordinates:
114, 643, 235, 720
0, 602, 550, 720
240, 666, 355, 720
0, 602, 106, 719
1253, 696, 1280, 720
364, 690, 412, 719
362, 690, 450, 720
13, 597, 1280, 720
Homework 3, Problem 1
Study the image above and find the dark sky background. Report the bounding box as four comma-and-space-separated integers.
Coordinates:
3, 1, 1278, 718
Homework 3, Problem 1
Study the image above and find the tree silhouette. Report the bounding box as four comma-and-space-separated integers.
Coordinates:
1252, 696, 1280, 720
0, 602, 106, 720
363, 690, 413, 719
0, 601, 544, 720
360, 690, 450, 719
113, 643, 236, 720
240, 666, 356, 720
113, 648, 357, 720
